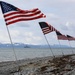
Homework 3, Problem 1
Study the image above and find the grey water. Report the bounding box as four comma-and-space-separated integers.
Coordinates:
0, 48, 75, 62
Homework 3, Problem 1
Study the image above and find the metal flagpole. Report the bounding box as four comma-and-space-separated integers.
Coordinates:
44, 35, 55, 58
67, 40, 74, 54
57, 40, 64, 56
6, 26, 18, 61
67, 41, 75, 75
66, 37, 75, 74
6, 26, 20, 75
44, 35, 58, 75
55, 31, 64, 56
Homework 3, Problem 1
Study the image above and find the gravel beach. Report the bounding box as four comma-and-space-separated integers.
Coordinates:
0, 54, 75, 75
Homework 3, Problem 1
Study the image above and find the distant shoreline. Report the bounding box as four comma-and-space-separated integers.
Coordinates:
0, 43, 74, 48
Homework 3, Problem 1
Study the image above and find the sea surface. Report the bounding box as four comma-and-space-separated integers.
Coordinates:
0, 48, 75, 62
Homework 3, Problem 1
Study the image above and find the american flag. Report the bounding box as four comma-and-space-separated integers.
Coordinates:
0, 1, 46, 25
56, 31, 68, 40
39, 22, 58, 35
67, 35, 75, 41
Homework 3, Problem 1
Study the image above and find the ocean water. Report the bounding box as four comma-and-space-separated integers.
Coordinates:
0, 48, 75, 62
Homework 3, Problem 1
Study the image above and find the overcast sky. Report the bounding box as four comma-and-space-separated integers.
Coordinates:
0, 0, 75, 47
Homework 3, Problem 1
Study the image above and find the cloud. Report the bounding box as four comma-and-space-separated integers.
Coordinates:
0, 30, 10, 43
59, 22, 75, 36
0, 0, 75, 45
46, 13, 59, 20
65, 22, 75, 29
65, 22, 75, 32
17, 22, 30, 28
60, 23, 68, 31
9, 22, 30, 28
22, 32, 43, 44
7, 30, 44, 44
59, 0, 75, 2
9, 30, 20, 38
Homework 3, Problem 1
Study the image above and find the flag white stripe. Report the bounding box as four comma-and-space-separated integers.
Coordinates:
4, 8, 39, 15
57, 35, 68, 40
42, 28, 51, 34
5, 13, 43, 23
42, 27, 49, 30
4, 10, 40, 19
43, 29, 51, 31
43, 31, 51, 34
4, 11, 17, 15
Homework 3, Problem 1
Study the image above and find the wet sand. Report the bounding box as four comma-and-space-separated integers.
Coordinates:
0, 54, 75, 75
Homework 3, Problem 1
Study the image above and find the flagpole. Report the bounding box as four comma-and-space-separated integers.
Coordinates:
6, 26, 18, 61
55, 31, 64, 56
57, 40, 64, 56
44, 35, 59, 75
67, 40, 74, 54
6, 26, 21, 75
66, 36, 75, 75
44, 35, 55, 58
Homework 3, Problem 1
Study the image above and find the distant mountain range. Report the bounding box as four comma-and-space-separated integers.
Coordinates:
0, 43, 72, 48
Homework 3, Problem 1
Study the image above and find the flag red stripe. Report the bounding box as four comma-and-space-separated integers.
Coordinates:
0, 1, 46, 25
4, 8, 39, 17
39, 22, 60, 35
42, 27, 50, 30
51, 27, 57, 31
6, 14, 44, 25
18, 8, 39, 13
42, 29, 51, 32
42, 28, 50, 31
68, 38, 75, 40
57, 35, 68, 40
43, 30, 51, 33
45, 22, 58, 32
67, 35, 75, 41
5, 11, 41, 21
42, 27, 56, 32
43, 31, 51, 34
42, 28, 51, 34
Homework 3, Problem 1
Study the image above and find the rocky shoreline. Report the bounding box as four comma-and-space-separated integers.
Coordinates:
0, 54, 75, 75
